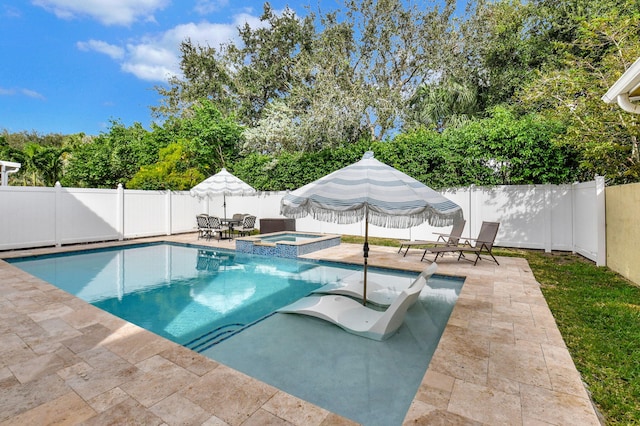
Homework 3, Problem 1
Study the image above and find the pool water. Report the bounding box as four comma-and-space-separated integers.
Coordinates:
7, 243, 418, 348
257, 233, 319, 243
205, 273, 464, 426
8, 242, 464, 426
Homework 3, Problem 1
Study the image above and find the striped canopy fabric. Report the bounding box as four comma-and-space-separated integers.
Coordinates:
190, 168, 256, 219
190, 168, 256, 199
280, 152, 463, 229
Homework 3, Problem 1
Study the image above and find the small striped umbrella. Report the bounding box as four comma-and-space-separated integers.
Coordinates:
281, 151, 463, 304
190, 168, 256, 219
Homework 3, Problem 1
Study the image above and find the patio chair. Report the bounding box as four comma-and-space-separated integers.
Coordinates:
422, 221, 500, 265
196, 214, 212, 240
235, 215, 257, 237
398, 220, 466, 257
277, 265, 430, 341
312, 263, 438, 307
207, 216, 230, 241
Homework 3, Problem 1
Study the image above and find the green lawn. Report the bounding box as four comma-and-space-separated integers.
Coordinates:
513, 249, 640, 425
341, 236, 640, 424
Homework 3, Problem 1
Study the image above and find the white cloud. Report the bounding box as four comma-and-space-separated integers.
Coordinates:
115, 22, 230, 82
21, 89, 46, 100
77, 40, 125, 60
33, 0, 169, 26
0, 87, 45, 100
82, 13, 267, 83
162, 21, 239, 49
194, 0, 229, 15
122, 42, 179, 81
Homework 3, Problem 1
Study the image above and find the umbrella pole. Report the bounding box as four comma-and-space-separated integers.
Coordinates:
223, 194, 227, 219
363, 219, 369, 306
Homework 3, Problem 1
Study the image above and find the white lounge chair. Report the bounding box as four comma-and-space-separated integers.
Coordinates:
277, 265, 433, 341
312, 263, 438, 307
398, 220, 466, 257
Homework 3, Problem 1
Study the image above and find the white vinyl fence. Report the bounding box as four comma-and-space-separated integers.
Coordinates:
0, 178, 606, 265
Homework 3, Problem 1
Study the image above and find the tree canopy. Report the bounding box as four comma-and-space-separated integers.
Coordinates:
3, 0, 639, 189
156, 0, 457, 148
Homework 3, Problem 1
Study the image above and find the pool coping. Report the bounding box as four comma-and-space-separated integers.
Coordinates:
237, 231, 341, 246
0, 234, 602, 425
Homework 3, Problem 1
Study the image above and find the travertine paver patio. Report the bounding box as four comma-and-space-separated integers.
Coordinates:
0, 234, 602, 425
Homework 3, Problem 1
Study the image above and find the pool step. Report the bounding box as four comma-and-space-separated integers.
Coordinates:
183, 313, 277, 352
184, 323, 245, 352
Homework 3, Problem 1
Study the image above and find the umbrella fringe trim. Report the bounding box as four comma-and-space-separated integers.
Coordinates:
281, 205, 464, 229
190, 191, 257, 199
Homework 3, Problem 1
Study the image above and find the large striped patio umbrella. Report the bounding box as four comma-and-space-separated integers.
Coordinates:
190, 168, 256, 219
281, 151, 463, 304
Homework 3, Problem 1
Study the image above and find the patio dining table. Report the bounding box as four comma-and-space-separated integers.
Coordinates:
220, 218, 242, 239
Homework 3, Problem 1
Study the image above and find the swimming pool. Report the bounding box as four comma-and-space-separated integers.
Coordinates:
7, 242, 370, 347
6, 242, 420, 347
8, 242, 464, 425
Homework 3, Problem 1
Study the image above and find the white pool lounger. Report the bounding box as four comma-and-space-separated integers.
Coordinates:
277, 265, 435, 341
311, 263, 438, 307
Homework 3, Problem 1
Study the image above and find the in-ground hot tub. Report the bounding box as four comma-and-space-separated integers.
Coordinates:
235, 231, 341, 258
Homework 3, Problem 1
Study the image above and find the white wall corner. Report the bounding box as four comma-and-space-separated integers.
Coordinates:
595, 176, 607, 266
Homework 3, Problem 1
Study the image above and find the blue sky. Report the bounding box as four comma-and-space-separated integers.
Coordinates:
0, 0, 302, 136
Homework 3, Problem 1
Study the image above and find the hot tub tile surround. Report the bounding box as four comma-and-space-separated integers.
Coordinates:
236, 232, 341, 258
